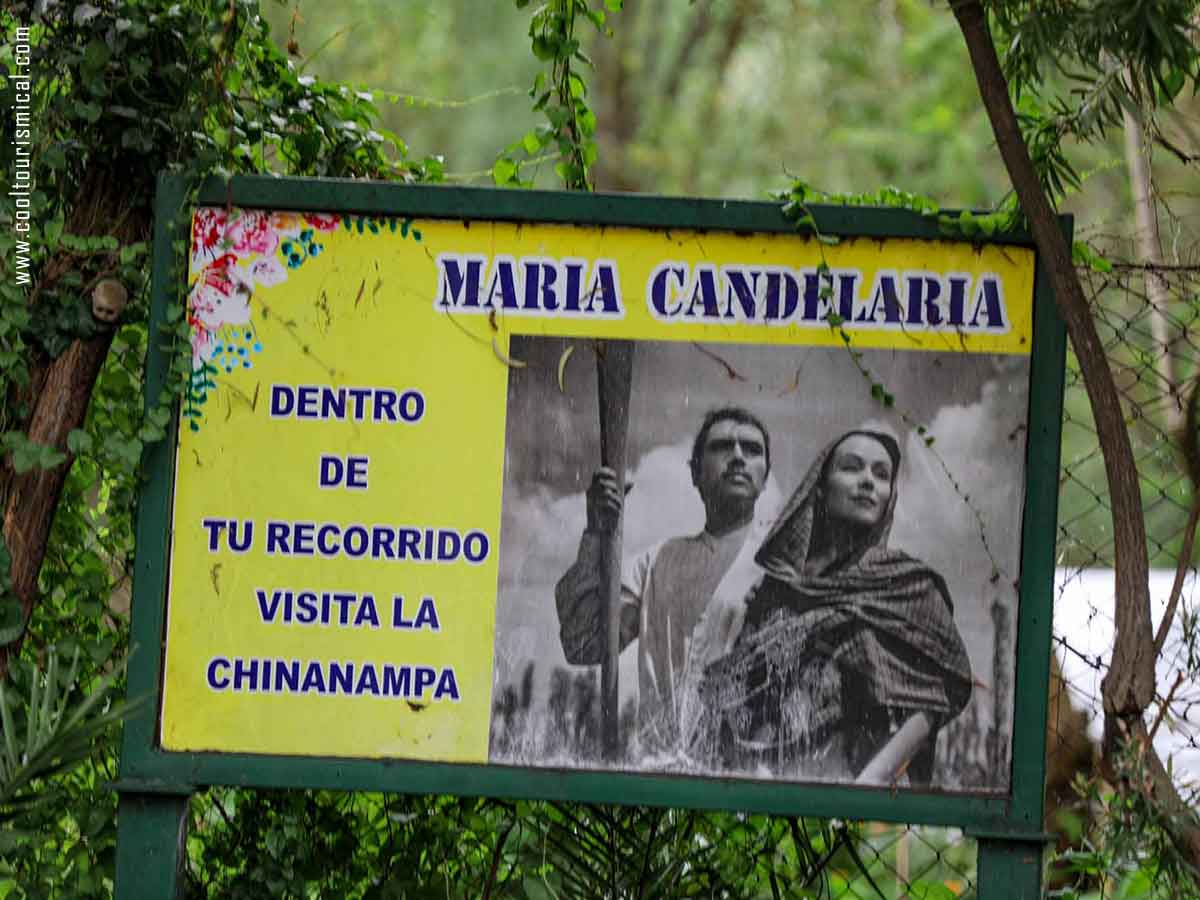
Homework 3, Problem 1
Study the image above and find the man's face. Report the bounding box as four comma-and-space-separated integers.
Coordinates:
693, 419, 768, 507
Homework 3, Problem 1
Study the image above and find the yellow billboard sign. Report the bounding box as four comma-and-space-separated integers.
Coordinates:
161, 204, 1036, 790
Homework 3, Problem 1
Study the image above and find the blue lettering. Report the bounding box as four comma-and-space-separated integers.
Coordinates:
437, 256, 483, 308
383, 665, 411, 697
227, 520, 252, 553
201, 518, 225, 552
649, 265, 686, 317
437, 530, 460, 561
264, 518, 286, 554
320, 388, 346, 419
296, 385, 318, 418
256, 589, 283, 623
414, 596, 440, 631
207, 657, 230, 690
301, 661, 326, 693
328, 661, 354, 694
372, 389, 396, 422
233, 658, 258, 691
968, 277, 1006, 329
765, 271, 800, 321
317, 524, 339, 555
398, 390, 424, 423
464, 531, 489, 563
723, 269, 758, 320
414, 667, 437, 697
346, 457, 369, 489
398, 528, 420, 559
296, 591, 318, 624
343, 526, 368, 558
836, 272, 858, 322
524, 261, 558, 311
857, 275, 904, 324
563, 261, 584, 312
800, 271, 829, 322
684, 266, 720, 319
484, 258, 520, 309
270, 384, 295, 417
948, 275, 969, 326
582, 262, 622, 315
371, 526, 395, 559
434, 668, 460, 701
292, 522, 314, 555
906, 276, 943, 326
275, 659, 299, 691
319, 455, 345, 487
354, 595, 380, 628
355, 664, 380, 696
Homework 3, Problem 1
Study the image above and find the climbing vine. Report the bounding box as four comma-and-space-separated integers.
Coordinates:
0, 1, 442, 892
494, 0, 620, 189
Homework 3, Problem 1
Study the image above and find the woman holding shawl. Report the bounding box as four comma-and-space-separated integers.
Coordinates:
686, 429, 972, 785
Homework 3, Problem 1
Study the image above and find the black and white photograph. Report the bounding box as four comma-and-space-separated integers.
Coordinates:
489, 335, 1032, 793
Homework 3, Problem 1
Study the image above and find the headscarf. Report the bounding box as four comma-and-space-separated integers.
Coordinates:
687, 430, 973, 779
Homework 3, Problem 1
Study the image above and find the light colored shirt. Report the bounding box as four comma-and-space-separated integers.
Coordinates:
555, 524, 752, 754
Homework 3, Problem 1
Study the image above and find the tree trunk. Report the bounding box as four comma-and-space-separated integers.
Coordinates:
1121, 100, 1182, 434
0, 161, 150, 675
951, 0, 1200, 870
1, 333, 114, 674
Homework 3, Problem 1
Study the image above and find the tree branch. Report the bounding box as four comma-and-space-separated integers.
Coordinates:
1121, 97, 1182, 434
951, 0, 1200, 868
951, 0, 1154, 716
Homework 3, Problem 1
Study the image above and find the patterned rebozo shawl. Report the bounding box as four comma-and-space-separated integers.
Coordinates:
687, 431, 973, 783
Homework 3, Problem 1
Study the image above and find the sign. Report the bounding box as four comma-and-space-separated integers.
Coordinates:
124, 177, 1065, 829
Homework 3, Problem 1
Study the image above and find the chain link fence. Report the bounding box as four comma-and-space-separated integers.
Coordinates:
20, 258, 1198, 898
851, 259, 1200, 900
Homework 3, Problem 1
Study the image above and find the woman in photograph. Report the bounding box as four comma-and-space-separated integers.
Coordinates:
687, 429, 973, 785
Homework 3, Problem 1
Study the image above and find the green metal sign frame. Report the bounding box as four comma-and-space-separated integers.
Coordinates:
115, 174, 1066, 898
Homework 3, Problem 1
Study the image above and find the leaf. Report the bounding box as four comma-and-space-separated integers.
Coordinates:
1073, 240, 1113, 274
74, 101, 102, 124
0, 603, 27, 647
492, 336, 526, 369
531, 35, 558, 61
1159, 66, 1186, 102
66, 430, 93, 455
82, 39, 111, 75
521, 130, 542, 155
492, 157, 518, 185
557, 344, 575, 392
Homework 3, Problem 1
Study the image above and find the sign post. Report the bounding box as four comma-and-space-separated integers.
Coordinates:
596, 340, 634, 762
116, 175, 1066, 897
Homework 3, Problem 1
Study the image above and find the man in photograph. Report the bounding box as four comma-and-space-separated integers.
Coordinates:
554, 407, 771, 756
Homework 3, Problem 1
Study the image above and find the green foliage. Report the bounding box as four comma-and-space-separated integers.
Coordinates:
0, 0, 1194, 895
0, 648, 130, 898
0, 648, 129, 815
986, 0, 1200, 205
496, 0, 619, 188
0, 1, 444, 895
1051, 748, 1200, 899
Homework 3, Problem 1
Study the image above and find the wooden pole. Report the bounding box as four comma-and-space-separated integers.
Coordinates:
596, 339, 635, 761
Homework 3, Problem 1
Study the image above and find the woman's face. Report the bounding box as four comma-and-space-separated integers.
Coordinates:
821, 434, 894, 529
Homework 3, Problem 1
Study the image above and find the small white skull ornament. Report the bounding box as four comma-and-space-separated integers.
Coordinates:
91, 279, 128, 324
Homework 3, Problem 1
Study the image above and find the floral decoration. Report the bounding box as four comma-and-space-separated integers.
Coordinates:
183, 207, 421, 430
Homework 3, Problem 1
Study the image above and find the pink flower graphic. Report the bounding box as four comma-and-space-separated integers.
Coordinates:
191, 208, 228, 268
225, 210, 278, 257
303, 213, 341, 231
